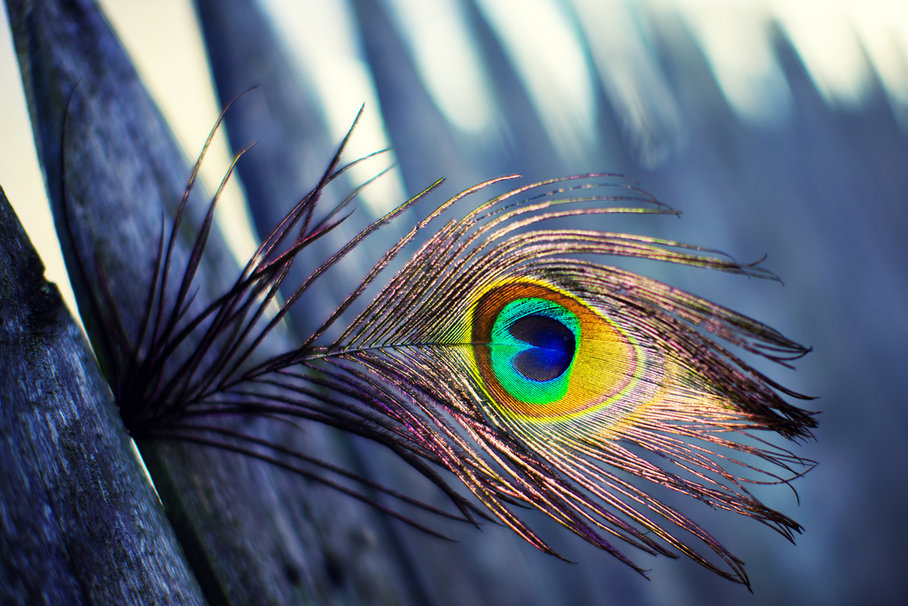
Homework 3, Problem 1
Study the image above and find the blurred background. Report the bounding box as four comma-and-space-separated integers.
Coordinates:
2, 0, 907, 604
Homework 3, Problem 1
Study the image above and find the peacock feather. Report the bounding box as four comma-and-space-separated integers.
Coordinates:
81, 108, 816, 588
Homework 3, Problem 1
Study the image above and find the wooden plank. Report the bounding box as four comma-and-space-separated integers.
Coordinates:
0, 188, 207, 605
5, 0, 414, 603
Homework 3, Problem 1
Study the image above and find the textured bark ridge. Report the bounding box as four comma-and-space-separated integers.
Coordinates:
0, 188, 206, 605
5, 0, 418, 603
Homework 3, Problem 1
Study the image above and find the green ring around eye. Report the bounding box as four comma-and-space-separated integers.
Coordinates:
489, 298, 580, 405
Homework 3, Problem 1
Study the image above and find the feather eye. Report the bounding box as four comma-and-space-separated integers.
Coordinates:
296, 174, 816, 585
470, 280, 633, 415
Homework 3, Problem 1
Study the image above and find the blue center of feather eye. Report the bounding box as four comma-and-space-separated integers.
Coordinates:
508, 315, 576, 381
489, 298, 580, 404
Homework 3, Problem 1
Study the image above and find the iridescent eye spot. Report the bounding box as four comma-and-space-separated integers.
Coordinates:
471, 281, 639, 420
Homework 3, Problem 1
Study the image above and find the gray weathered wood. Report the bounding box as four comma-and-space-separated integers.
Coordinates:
6, 0, 414, 603
0, 187, 207, 605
